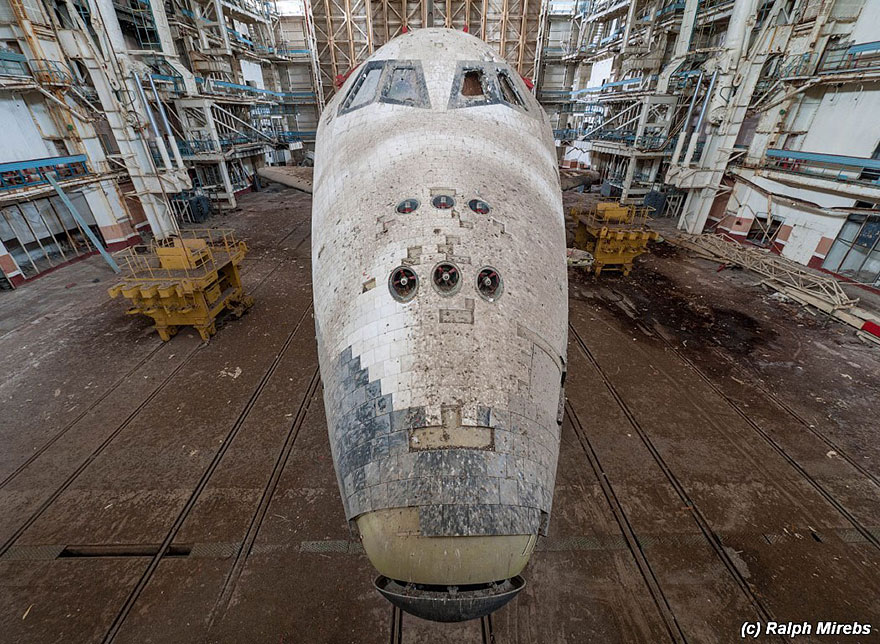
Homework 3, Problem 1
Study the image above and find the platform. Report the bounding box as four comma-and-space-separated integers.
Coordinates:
0, 184, 878, 643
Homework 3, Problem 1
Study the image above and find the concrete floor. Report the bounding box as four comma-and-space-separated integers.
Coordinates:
1, 184, 879, 643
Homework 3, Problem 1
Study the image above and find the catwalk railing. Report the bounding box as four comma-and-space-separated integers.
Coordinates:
177, 131, 316, 155
0, 155, 90, 192
763, 149, 880, 187
771, 41, 880, 79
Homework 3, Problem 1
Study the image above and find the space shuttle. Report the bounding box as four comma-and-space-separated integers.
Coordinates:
311, 27, 568, 622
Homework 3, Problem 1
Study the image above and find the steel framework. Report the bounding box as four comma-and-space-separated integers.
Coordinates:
308, 0, 545, 99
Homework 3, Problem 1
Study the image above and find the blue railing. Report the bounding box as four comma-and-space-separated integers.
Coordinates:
250, 104, 299, 116
276, 130, 316, 141
764, 149, 880, 186
29, 59, 73, 85
0, 54, 73, 85
0, 155, 90, 191
150, 73, 184, 93
773, 41, 880, 79
820, 41, 880, 74
178, 139, 220, 155
540, 76, 645, 100
656, 0, 685, 17
200, 77, 316, 102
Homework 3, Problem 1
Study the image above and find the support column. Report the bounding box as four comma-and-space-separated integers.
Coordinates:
218, 161, 237, 208
83, 181, 142, 251
0, 238, 25, 287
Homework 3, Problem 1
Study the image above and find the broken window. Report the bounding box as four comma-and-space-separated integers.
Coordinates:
449, 62, 533, 113
498, 71, 524, 108
339, 62, 384, 114
449, 64, 496, 109
462, 70, 485, 97
745, 216, 782, 246
380, 62, 430, 108
823, 215, 880, 286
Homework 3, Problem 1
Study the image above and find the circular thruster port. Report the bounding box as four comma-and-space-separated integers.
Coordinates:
432, 194, 455, 210
432, 262, 461, 295
476, 266, 503, 301
396, 198, 419, 214
389, 266, 418, 302
468, 199, 490, 215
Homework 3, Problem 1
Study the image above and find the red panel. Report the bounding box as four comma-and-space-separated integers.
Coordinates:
861, 320, 880, 338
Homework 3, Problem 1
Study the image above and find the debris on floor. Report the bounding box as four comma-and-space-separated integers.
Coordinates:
666, 231, 880, 344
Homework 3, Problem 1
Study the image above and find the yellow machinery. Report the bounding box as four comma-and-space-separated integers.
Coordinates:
570, 202, 659, 275
108, 229, 253, 341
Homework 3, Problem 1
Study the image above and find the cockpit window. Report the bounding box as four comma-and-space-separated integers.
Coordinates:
498, 71, 524, 107
449, 62, 530, 113
381, 61, 430, 108
339, 60, 430, 114
462, 70, 485, 97
340, 62, 384, 114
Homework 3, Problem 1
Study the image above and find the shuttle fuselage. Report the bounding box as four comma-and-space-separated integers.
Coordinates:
311, 27, 567, 621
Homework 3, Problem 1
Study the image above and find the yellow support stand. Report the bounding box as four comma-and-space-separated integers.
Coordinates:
108, 229, 254, 341
570, 201, 659, 276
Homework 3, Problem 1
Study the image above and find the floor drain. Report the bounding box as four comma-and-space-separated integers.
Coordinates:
57, 544, 192, 558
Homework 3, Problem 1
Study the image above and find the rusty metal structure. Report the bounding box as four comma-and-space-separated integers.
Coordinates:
570, 201, 657, 275
108, 229, 252, 341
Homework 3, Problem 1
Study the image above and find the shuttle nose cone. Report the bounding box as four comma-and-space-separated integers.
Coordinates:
357, 507, 538, 621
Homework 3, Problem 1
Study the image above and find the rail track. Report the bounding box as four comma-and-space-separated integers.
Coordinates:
564, 400, 687, 644
704, 345, 880, 490
567, 321, 782, 636
593, 288, 880, 549
0, 257, 306, 559
0, 219, 304, 495
101, 304, 318, 643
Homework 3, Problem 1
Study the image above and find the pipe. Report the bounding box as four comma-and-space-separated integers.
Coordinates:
670, 71, 703, 166
34, 87, 93, 123
683, 70, 717, 166
148, 74, 174, 140
148, 74, 185, 170
133, 72, 162, 141
132, 72, 173, 171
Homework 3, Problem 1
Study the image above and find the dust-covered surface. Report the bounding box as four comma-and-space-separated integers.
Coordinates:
0, 184, 878, 643
570, 239, 880, 469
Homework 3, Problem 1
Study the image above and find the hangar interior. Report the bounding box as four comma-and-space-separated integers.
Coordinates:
1, 0, 879, 641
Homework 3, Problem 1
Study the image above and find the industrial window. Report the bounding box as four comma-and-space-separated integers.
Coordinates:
822, 215, 880, 286
339, 62, 384, 114
380, 62, 430, 108
497, 71, 524, 108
